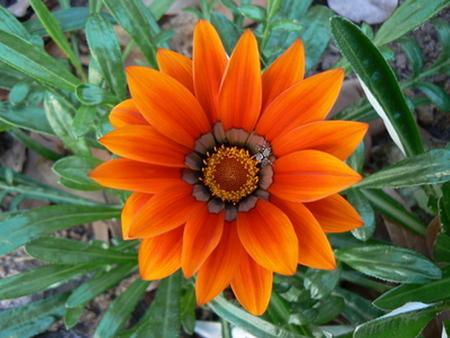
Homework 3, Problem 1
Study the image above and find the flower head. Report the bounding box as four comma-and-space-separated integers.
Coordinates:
89, 20, 368, 315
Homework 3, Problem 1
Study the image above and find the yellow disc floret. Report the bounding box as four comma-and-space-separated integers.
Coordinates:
201, 145, 260, 204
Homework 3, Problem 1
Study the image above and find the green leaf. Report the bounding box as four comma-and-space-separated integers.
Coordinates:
398, 36, 423, 77
0, 204, 120, 256
414, 81, 450, 112
0, 102, 54, 135
331, 16, 424, 158
438, 182, 450, 233
209, 295, 311, 338
239, 4, 266, 22
29, 0, 86, 80
7, 128, 62, 161
211, 13, 241, 55
333, 287, 384, 324
304, 268, 341, 299
10, 78, 45, 106
354, 303, 445, 338
332, 96, 378, 122
94, 278, 150, 338
0, 67, 26, 90
24, 8, 115, 37
373, 266, 450, 310
64, 304, 85, 329
0, 292, 70, 338
44, 92, 91, 156
433, 233, 450, 264
153, 30, 175, 48
103, 0, 158, 68
0, 29, 81, 91
26, 237, 137, 265
373, 0, 450, 46
67, 263, 136, 307
0, 264, 99, 300
75, 83, 120, 106
356, 149, 450, 189
433, 18, 450, 62
347, 189, 375, 241
270, 19, 302, 32
336, 245, 442, 283
86, 13, 127, 101
52, 155, 104, 190
312, 296, 345, 325
0, 5, 31, 40
72, 104, 97, 137
149, 0, 177, 20
180, 283, 196, 335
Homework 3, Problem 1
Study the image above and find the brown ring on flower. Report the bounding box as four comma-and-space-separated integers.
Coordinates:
182, 122, 275, 222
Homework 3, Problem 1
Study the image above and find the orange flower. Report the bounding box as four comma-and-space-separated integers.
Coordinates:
89, 20, 368, 315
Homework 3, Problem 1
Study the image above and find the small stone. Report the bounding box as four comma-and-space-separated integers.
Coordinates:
328, 0, 398, 24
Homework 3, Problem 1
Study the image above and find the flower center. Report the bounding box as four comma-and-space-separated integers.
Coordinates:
201, 145, 260, 204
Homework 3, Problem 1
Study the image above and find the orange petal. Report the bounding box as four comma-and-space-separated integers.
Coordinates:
122, 192, 153, 240
304, 194, 363, 233
270, 150, 362, 202
99, 125, 190, 167
109, 99, 149, 128
256, 69, 344, 142
237, 199, 298, 275
89, 158, 183, 193
218, 30, 262, 132
157, 48, 194, 94
272, 121, 369, 160
271, 195, 336, 270
128, 184, 205, 239
182, 209, 224, 278
230, 252, 273, 316
261, 40, 305, 111
139, 226, 184, 280
196, 221, 244, 305
126, 66, 211, 148
193, 20, 228, 124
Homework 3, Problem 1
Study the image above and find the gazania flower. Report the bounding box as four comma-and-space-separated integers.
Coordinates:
89, 20, 368, 315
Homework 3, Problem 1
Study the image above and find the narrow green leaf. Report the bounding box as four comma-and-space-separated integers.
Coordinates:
209, 295, 311, 338
361, 188, 427, 236
25, 237, 137, 265
211, 13, 241, 55
269, 292, 313, 334
304, 268, 341, 299
103, 0, 158, 68
398, 36, 423, 77
336, 245, 442, 283
373, 0, 450, 46
64, 304, 85, 329
433, 19, 450, 62
312, 296, 345, 325
347, 189, 375, 241
0, 5, 31, 40
86, 13, 127, 100
433, 233, 450, 264
0, 29, 81, 91
414, 81, 450, 112
149, 0, 177, 20
0, 204, 120, 256
239, 4, 266, 22
356, 149, 450, 189
67, 263, 136, 307
373, 266, 450, 310
44, 92, 91, 156
354, 303, 445, 338
24, 8, 115, 36
331, 16, 424, 157
8, 128, 62, 161
270, 19, 302, 32
29, 0, 86, 81
180, 284, 196, 335
333, 287, 384, 324
438, 182, 450, 233
0, 292, 70, 338
332, 96, 378, 122
0, 264, 99, 300
75, 83, 120, 106
0, 67, 26, 90
0, 102, 54, 135
52, 155, 104, 190
10, 78, 45, 106
94, 278, 150, 338
72, 104, 97, 137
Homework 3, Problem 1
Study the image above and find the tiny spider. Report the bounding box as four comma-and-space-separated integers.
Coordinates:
254, 143, 274, 167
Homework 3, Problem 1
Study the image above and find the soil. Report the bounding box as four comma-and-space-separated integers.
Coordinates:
0, 1, 449, 337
